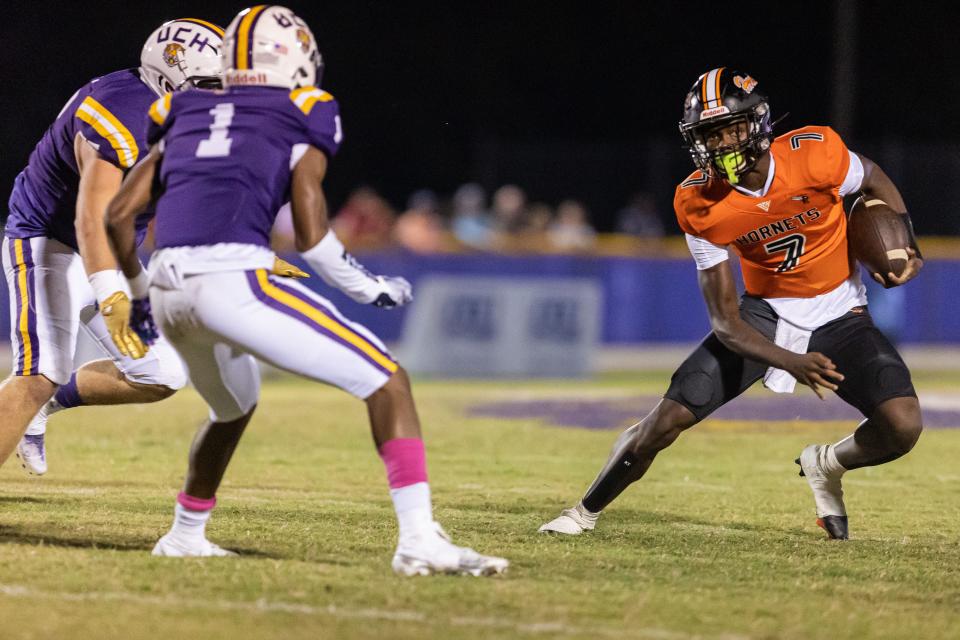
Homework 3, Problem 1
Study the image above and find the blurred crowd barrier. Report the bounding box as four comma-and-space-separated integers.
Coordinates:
287, 245, 958, 347
2, 239, 956, 367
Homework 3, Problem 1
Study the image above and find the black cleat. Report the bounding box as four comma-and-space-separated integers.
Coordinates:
817, 515, 849, 540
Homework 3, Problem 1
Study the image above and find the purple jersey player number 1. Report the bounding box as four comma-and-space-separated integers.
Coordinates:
146, 85, 342, 249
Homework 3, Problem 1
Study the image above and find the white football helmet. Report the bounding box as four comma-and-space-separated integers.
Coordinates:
140, 18, 224, 97
222, 5, 323, 89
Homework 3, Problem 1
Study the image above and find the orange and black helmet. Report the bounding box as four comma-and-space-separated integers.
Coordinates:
678, 68, 774, 183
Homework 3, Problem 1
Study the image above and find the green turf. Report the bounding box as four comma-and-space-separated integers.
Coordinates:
1, 373, 959, 639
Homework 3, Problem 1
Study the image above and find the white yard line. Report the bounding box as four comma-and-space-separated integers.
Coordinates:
0, 583, 748, 640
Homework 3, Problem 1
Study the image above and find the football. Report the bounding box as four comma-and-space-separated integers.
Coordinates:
847, 196, 911, 287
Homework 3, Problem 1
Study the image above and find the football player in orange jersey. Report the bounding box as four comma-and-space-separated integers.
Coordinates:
540, 68, 924, 540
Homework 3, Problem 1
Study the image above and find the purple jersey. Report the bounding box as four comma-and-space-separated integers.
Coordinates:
147, 85, 342, 249
5, 69, 156, 250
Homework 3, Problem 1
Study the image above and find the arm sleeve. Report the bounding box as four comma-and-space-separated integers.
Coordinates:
685, 233, 730, 270
838, 150, 864, 197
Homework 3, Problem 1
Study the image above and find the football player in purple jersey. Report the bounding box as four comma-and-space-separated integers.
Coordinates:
104, 5, 508, 576
0, 19, 225, 476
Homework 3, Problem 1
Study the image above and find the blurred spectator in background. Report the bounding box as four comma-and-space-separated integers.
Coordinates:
491, 184, 528, 234
395, 188, 449, 253
451, 182, 493, 248
509, 201, 554, 252
548, 199, 596, 251
331, 186, 396, 251
616, 191, 665, 238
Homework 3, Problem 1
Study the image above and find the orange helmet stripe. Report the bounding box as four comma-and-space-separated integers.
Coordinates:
714, 67, 725, 106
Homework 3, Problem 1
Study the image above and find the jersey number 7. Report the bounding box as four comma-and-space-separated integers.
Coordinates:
764, 233, 806, 272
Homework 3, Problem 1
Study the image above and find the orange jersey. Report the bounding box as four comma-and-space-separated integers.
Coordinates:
674, 125, 853, 298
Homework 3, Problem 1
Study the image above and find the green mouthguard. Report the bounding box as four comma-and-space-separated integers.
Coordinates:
717, 152, 741, 184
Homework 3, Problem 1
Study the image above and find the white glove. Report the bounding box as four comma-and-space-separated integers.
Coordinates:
302, 231, 413, 308
370, 276, 413, 308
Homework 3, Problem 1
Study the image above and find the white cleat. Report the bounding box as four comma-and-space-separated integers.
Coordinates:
16, 399, 58, 476
16, 433, 47, 476
391, 522, 509, 577
796, 444, 849, 540
151, 532, 238, 557
538, 504, 599, 535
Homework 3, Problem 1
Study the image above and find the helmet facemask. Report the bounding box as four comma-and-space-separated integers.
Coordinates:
680, 103, 772, 184
186, 76, 223, 90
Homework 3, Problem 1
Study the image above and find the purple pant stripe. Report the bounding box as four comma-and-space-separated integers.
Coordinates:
244, 271, 394, 377
265, 275, 394, 363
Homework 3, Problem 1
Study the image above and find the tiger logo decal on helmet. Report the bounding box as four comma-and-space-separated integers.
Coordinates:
222, 5, 323, 89
296, 28, 311, 53
162, 43, 186, 67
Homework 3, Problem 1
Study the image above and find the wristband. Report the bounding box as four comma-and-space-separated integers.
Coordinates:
88, 270, 125, 305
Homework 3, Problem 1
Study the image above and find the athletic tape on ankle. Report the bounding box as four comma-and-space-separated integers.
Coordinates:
177, 491, 216, 511
378, 438, 428, 489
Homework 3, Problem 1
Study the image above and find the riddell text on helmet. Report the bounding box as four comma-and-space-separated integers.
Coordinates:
225, 72, 270, 85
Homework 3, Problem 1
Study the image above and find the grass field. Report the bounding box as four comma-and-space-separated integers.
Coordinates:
2, 370, 959, 640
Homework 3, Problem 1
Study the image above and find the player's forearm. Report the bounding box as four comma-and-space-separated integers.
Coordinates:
103, 217, 141, 281
76, 201, 120, 275
105, 147, 160, 280
712, 317, 796, 370
104, 194, 146, 281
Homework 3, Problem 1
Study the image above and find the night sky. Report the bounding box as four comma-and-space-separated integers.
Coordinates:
3, 2, 957, 232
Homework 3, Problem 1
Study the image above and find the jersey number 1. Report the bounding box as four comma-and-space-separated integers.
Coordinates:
196, 103, 235, 158
764, 233, 806, 272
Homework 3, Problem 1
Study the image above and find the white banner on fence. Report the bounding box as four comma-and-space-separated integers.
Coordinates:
397, 276, 602, 377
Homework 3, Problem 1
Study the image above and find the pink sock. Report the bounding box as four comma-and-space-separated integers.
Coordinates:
379, 439, 432, 538
378, 438, 428, 489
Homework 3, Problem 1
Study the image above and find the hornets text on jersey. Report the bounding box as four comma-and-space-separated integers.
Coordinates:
146, 85, 341, 250
674, 125, 852, 298
6, 69, 155, 249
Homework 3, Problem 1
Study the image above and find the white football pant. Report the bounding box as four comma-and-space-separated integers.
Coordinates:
149, 269, 396, 422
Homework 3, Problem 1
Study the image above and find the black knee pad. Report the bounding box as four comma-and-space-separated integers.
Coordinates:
674, 370, 714, 408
